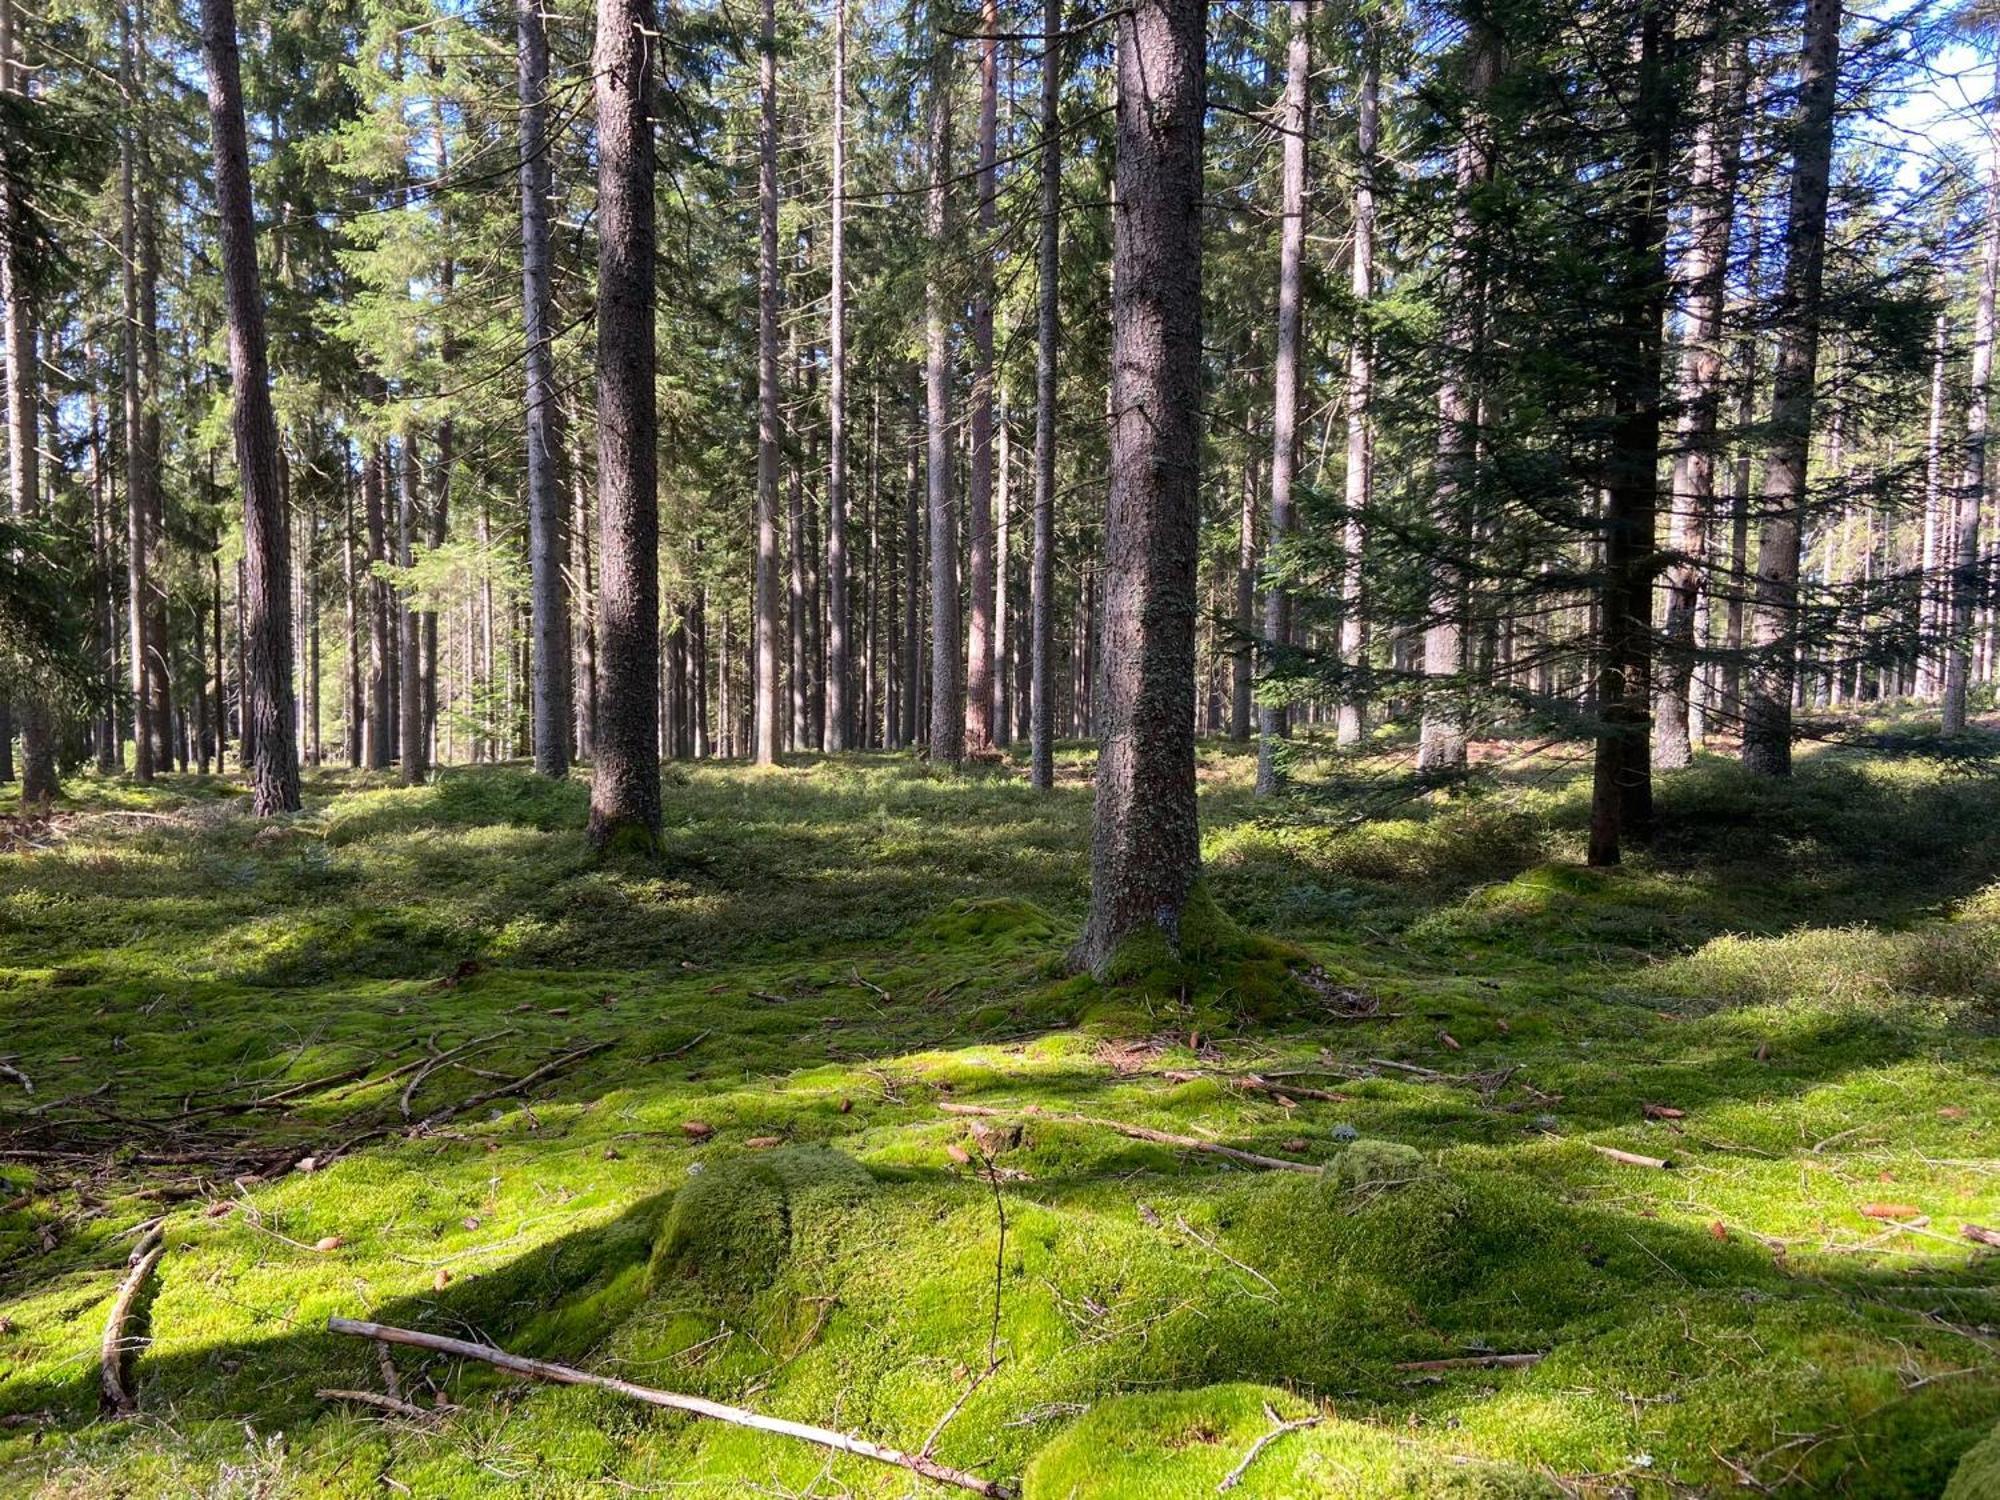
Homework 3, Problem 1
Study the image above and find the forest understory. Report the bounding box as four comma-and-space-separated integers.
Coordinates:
3, 727, 1999, 1498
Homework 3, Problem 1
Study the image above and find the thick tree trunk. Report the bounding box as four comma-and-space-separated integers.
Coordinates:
398, 440, 427, 785
824, 0, 851, 751
1588, 3, 1673, 866
1743, 0, 1843, 774
1254, 0, 1311, 798
1945, 66, 2000, 736
754, 0, 782, 765
964, 0, 1000, 753
1336, 38, 1379, 750
587, 0, 662, 847
1656, 41, 1747, 772
364, 441, 392, 768
520, 0, 572, 777
201, 0, 301, 813
926, 48, 963, 765
1028, 0, 1061, 791
1076, 0, 1206, 977
117, 6, 152, 783
1418, 22, 1498, 777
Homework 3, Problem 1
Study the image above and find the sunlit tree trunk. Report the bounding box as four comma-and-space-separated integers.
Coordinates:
1029, 0, 1061, 790
964, 0, 1000, 752
1743, 0, 1843, 774
1077, 0, 1205, 976
824, 0, 851, 751
926, 42, 963, 765
587, 0, 661, 847
1337, 35, 1379, 750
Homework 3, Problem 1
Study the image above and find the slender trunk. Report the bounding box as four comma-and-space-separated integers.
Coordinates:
926, 47, 963, 764
1231, 446, 1255, 740
1588, 3, 1673, 866
520, 0, 572, 777
118, 5, 152, 783
201, 0, 300, 813
753, 0, 782, 765
1254, 0, 1311, 797
398, 439, 427, 784
364, 441, 392, 768
994, 407, 1011, 744
587, 0, 662, 847
1336, 36, 1379, 749
1919, 311, 1949, 698
1077, 0, 1206, 975
824, 0, 851, 751
964, 0, 1000, 752
1029, 0, 1061, 790
1945, 65, 2000, 735
344, 457, 362, 766
902, 380, 921, 749
1743, 0, 1843, 773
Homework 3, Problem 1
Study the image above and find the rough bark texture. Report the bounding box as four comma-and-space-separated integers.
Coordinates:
1075, 0, 1205, 977
520, 0, 572, 777
587, 0, 661, 849
824, 0, 851, 751
1028, 0, 1060, 791
925, 49, 963, 765
1418, 22, 1497, 776
963, 0, 999, 753
1655, 41, 1747, 771
1337, 39, 1379, 750
398, 440, 427, 785
1919, 311, 1949, 699
753, 0, 782, 765
364, 440, 392, 769
1587, 2, 1673, 866
201, 0, 301, 814
119, 6, 152, 781
1742, 0, 1842, 775
1254, 0, 1310, 798
1945, 64, 2000, 736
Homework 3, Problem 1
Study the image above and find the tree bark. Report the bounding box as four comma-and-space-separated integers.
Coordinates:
1945, 63, 2000, 736
587, 0, 662, 848
754, 0, 782, 765
1254, 0, 1311, 798
1742, 0, 1843, 774
520, 0, 572, 777
1919, 311, 1949, 699
201, 0, 301, 813
926, 45, 963, 765
1076, 0, 1206, 976
1655, 39, 1747, 771
1029, 0, 1061, 791
118, 3, 152, 782
824, 0, 851, 751
398, 439, 427, 784
964, 0, 1000, 753
364, 439, 392, 769
1336, 34, 1378, 750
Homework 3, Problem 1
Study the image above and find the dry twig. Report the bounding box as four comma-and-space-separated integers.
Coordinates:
100, 1226, 165, 1415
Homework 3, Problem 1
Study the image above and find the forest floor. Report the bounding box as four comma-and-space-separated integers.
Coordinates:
2, 730, 1999, 1497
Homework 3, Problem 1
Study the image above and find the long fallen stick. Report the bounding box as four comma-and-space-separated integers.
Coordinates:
326, 1316, 1017, 1499
409, 1041, 612, 1134
938, 1102, 1320, 1174
101, 1226, 166, 1415
1393, 1351, 1545, 1372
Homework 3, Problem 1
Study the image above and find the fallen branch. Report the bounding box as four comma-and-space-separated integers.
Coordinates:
1963, 1223, 2000, 1249
100, 1227, 166, 1415
409, 1041, 612, 1134
326, 1316, 1015, 1498
1589, 1144, 1672, 1170
1393, 1351, 1545, 1372
317, 1387, 447, 1422
0, 1062, 32, 1093
938, 1102, 1318, 1174
400, 1029, 521, 1120
1217, 1402, 1320, 1492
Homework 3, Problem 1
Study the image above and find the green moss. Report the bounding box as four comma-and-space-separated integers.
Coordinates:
647, 1147, 874, 1301
1334, 1138, 1426, 1187
1946, 1420, 2000, 1500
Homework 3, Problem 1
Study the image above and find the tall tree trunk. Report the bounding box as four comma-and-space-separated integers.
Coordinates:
1656, 39, 1747, 771
137, 12, 170, 777
994, 406, 1012, 743
1945, 64, 2000, 736
398, 439, 427, 784
1254, 0, 1311, 798
1336, 34, 1379, 749
520, 0, 571, 777
1587, 1, 1673, 866
901, 380, 921, 749
1029, 0, 1061, 790
1230, 446, 1255, 741
1919, 310, 1949, 699
118, 4, 152, 782
964, 0, 1000, 752
1742, 0, 1843, 774
1076, 0, 1206, 976
1418, 20, 1497, 776
588, 0, 661, 847
201, 0, 301, 813
364, 440, 392, 768
344, 459, 362, 766
926, 44, 963, 765
824, 0, 851, 751
753, 0, 782, 765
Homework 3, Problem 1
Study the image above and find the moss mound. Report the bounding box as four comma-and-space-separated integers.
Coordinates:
1334, 1138, 1426, 1188
647, 1146, 875, 1301
1946, 1420, 2000, 1500
1020, 1382, 1559, 1498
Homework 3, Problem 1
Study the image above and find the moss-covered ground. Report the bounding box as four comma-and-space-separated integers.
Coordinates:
2, 736, 1998, 1497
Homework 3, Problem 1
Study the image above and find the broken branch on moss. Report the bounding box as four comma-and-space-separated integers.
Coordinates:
938, 1102, 1320, 1174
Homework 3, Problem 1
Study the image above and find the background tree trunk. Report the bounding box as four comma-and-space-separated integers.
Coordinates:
964, 0, 999, 753
824, 0, 851, 751
754, 0, 782, 765
1029, 0, 1061, 791
587, 0, 662, 848
926, 45, 963, 765
1337, 35, 1379, 750
1076, 0, 1206, 976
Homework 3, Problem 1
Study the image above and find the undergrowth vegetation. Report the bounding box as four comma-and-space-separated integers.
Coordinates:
2, 739, 1998, 1496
